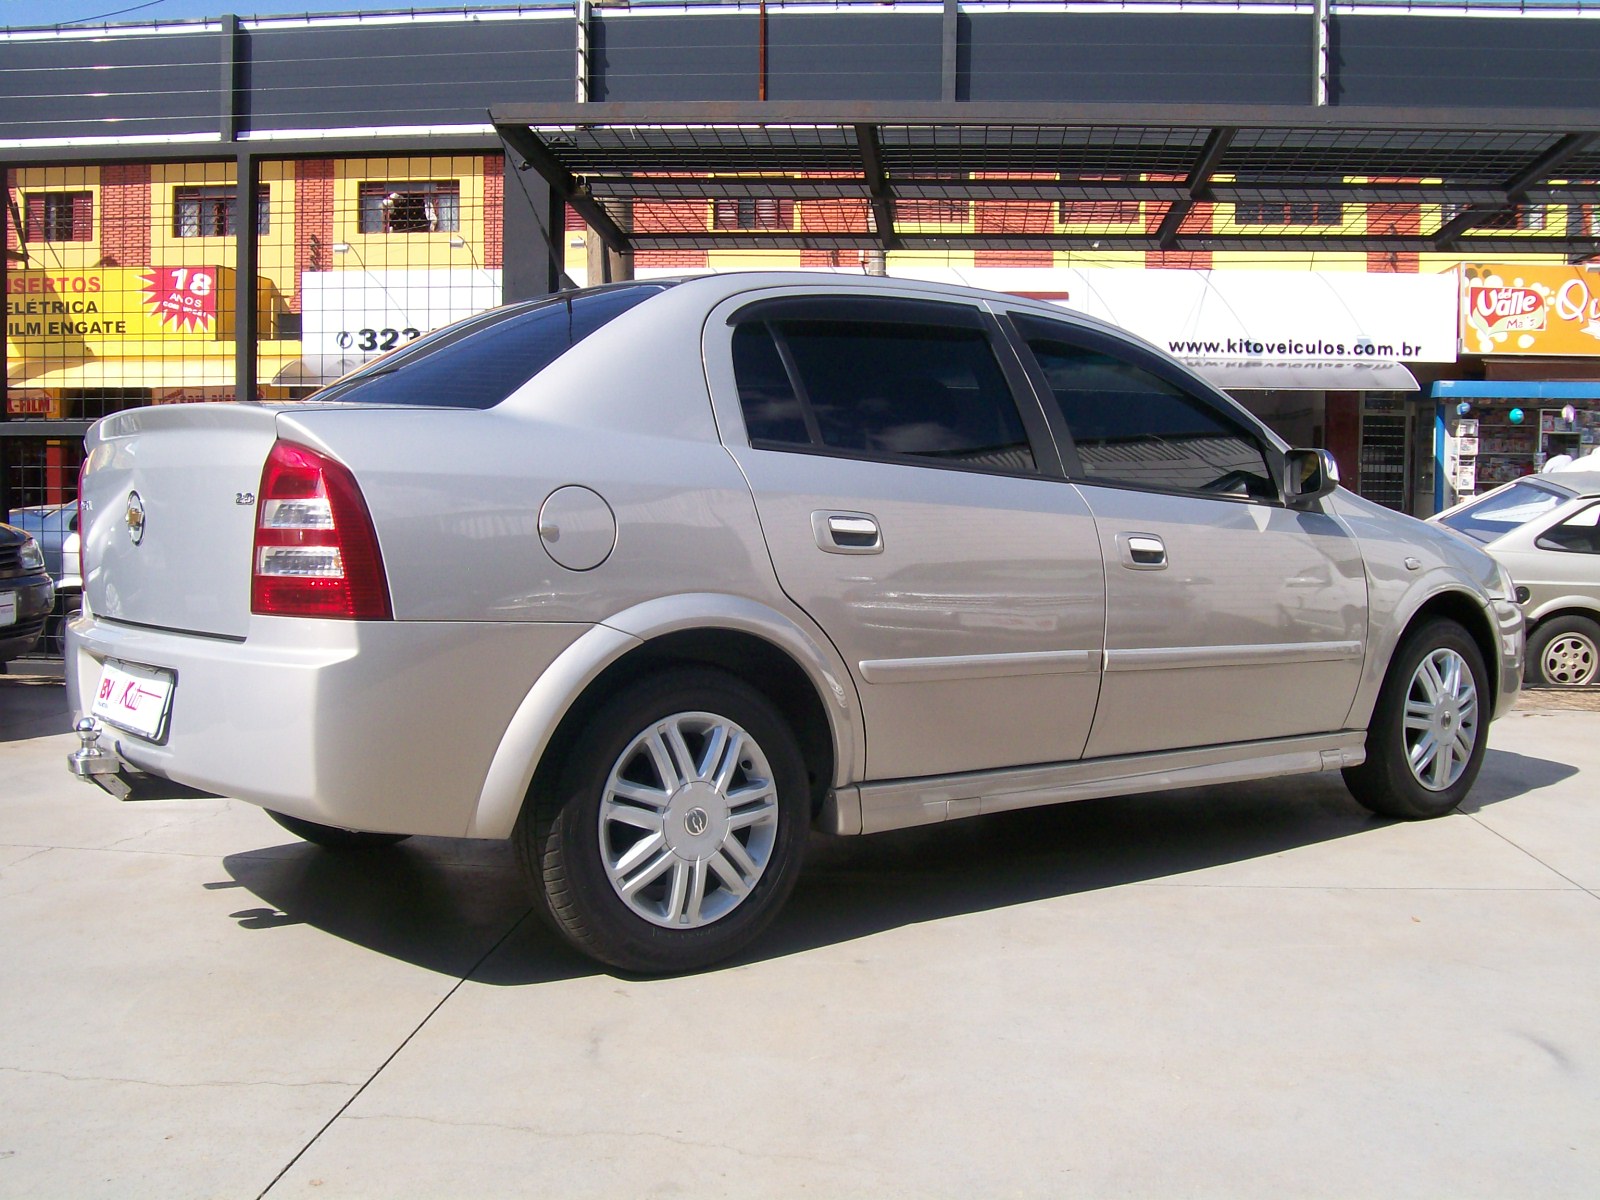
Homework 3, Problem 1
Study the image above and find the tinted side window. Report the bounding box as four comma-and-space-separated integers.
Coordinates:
732, 323, 810, 444
1016, 317, 1273, 497
315, 284, 667, 409
1536, 502, 1600, 554
733, 317, 1035, 473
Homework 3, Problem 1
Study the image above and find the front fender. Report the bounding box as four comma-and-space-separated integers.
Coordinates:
466, 593, 864, 839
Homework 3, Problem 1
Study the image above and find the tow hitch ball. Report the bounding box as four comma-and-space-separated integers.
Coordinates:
68, 718, 131, 801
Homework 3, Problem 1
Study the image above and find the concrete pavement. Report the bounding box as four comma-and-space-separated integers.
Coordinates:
2, 671, 1598, 1198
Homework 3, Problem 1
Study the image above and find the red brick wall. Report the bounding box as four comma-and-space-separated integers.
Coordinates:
976, 250, 1054, 267
484, 154, 503, 270
1324, 392, 1362, 487
4, 173, 16, 255
1145, 177, 1212, 270
1366, 198, 1420, 274
99, 163, 151, 266
291, 159, 335, 313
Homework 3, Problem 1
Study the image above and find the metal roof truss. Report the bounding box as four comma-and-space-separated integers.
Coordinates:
491, 103, 1600, 258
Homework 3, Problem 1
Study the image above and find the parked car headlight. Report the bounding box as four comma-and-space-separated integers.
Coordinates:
19, 535, 45, 573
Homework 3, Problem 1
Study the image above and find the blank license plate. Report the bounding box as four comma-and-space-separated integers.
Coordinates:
91, 660, 176, 742
0, 591, 14, 627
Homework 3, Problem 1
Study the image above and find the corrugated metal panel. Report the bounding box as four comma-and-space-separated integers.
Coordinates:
962, 14, 1309, 105
243, 22, 574, 132
1332, 16, 1600, 110
0, 32, 221, 142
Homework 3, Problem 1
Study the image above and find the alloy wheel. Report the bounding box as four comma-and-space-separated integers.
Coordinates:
598, 711, 780, 929
1402, 647, 1480, 791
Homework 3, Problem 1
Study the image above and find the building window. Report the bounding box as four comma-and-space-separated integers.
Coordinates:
1059, 177, 1141, 224
173, 185, 270, 237
1479, 204, 1550, 233
25, 192, 92, 242
1234, 201, 1345, 227
358, 181, 460, 234
897, 174, 967, 224
712, 198, 793, 230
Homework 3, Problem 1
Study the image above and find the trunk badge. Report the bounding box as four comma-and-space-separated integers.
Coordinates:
125, 491, 146, 546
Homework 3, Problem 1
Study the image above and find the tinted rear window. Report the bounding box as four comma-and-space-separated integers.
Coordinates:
1438, 479, 1570, 544
312, 284, 668, 409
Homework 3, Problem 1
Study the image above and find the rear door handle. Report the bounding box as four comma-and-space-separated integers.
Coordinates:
813, 511, 883, 555
1118, 532, 1167, 569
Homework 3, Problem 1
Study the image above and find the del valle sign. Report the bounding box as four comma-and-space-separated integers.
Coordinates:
1462, 263, 1600, 356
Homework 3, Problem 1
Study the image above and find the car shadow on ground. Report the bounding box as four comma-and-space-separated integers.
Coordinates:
218, 743, 1576, 983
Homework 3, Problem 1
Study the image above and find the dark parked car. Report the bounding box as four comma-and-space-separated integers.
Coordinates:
1, 522, 56, 665
8, 503, 80, 654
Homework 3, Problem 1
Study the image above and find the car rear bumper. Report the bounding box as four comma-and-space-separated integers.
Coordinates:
67, 612, 587, 837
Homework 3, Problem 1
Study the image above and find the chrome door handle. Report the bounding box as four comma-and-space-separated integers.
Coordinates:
812, 511, 883, 554
1119, 533, 1167, 569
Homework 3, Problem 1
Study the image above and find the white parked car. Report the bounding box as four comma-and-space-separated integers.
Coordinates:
68, 273, 1523, 972
1433, 471, 1600, 687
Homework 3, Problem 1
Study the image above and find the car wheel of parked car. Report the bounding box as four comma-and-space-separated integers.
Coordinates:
266, 810, 412, 850
46, 596, 81, 657
1343, 618, 1490, 820
1527, 615, 1600, 688
522, 668, 810, 974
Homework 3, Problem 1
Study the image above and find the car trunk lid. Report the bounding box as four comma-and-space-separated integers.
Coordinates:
82, 404, 286, 639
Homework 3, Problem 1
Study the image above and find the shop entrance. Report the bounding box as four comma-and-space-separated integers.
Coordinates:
1359, 398, 1410, 511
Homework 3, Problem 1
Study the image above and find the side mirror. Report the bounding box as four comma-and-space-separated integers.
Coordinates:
1285, 448, 1339, 508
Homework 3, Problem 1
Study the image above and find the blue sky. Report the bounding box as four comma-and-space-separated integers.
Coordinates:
0, 0, 1585, 30
0, 0, 517, 29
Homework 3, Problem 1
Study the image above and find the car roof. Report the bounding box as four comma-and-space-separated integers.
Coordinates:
1527, 470, 1600, 498
665, 269, 1142, 344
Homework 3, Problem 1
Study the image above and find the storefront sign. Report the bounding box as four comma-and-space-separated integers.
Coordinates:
5, 266, 230, 350
4, 391, 56, 417
141, 267, 219, 332
1461, 263, 1600, 356
879, 266, 1459, 365
299, 269, 500, 384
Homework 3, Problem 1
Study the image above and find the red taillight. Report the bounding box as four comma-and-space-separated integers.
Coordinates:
251, 440, 392, 620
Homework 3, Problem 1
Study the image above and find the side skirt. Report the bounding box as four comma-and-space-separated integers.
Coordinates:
821, 732, 1367, 836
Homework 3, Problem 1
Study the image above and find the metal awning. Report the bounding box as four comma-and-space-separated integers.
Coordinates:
1432, 380, 1600, 400
492, 102, 1600, 258
1195, 360, 1419, 392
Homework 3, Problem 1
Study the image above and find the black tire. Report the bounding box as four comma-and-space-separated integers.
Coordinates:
518, 667, 810, 974
266, 809, 411, 850
1343, 617, 1490, 820
1526, 615, 1600, 688
46, 596, 81, 657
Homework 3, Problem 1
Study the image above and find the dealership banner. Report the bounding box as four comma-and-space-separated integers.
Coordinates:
827, 266, 1460, 364
5, 266, 231, 350
1461, 263, 1600, 356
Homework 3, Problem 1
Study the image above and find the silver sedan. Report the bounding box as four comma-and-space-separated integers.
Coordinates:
66, 272, 1523, 973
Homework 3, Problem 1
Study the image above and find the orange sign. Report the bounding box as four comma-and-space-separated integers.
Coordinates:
1461, 264, 1600, 356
